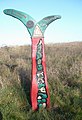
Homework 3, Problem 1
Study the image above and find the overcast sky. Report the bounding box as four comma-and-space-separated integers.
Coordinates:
0, 0, 82, 46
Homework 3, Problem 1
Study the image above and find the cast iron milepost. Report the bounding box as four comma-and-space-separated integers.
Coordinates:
3, 9, 61, 110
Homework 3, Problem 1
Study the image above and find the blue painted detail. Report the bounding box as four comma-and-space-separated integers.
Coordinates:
38, 84, 46, 89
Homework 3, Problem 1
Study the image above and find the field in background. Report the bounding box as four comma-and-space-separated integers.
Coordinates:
0, 42, 82, 120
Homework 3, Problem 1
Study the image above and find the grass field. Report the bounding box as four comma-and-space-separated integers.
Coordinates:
0, 42, 82, 120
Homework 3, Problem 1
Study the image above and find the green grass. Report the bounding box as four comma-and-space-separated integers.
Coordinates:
0, 42, 82, 120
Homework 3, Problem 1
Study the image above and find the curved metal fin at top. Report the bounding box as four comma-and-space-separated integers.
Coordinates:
37, 15, 61, 35
3, 9, 36, 37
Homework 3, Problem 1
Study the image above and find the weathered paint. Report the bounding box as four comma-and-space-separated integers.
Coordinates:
31, 37, 50, 110
3, 9, 61, 110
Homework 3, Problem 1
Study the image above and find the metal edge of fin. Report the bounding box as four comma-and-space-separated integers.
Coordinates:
37, 15, 61, 35
3, 9, 36, 37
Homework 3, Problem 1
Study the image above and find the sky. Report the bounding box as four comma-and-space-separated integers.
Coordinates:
0, 0, 82, 46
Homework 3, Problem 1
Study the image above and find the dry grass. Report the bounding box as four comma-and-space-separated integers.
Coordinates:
0, 42, 82, 120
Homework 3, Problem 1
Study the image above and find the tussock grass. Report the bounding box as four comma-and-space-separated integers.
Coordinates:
0, 42, 82, 120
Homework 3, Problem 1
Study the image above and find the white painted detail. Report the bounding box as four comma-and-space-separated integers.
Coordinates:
43, 103, 46, 108
33, 25, 43, 37
39, 87, 46, 93
37, 72, 44, 78
38, 78, 44, 84
38, 96, 42, 99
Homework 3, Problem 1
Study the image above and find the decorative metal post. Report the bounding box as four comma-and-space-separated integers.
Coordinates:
3, 9, 61, 110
